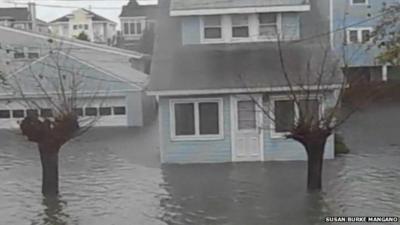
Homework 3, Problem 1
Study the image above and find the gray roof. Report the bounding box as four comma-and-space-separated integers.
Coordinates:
171, 0, 309, 11
50, 8, 116, 24
0, 26, 148, 92
6, 52, 135, 95
0, 7, 30, 21
149, 0, 341, 94
120, 0, 158, 18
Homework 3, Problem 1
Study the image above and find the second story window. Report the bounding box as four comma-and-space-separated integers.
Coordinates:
123, 19, 143, 36
203, 16, 222, 39
259, 13, 278, 38
347, 28, 372, 44
232, 15, 249, 38
351, 0, 368, 5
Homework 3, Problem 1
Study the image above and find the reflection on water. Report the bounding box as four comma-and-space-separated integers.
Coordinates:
0, 104, 399, 225
33, 197, 70, 225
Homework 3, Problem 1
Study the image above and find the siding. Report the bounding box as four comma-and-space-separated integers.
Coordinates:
332, 0, 400, 66
160, 96, 232, 164
160, 92, 336, 164
282, 13, 300, 40
181, 16, 201, 45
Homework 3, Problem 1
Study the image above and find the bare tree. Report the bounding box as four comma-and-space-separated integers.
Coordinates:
240, 38, 386, 191
0, 40, 110, 197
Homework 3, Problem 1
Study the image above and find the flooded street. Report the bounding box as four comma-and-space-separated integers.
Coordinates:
0, 103, 399, 225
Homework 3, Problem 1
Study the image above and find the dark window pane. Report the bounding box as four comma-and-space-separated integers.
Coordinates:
73, 108, 83, 116
40, 108, 53, 118
349, 30, 358, 43
130, 23, 136, 34
123, 23, 129, 34
113, 106, 126, 115
84, 24, 89, 30
12, 110, 24, 118
298, 100, 320, 122
353, 0, 366, 4
259, 13, 277, 24
361, 30, 370, 43
136, 22, 142, 34
28, 52, 39, 59
174, 103, 195, 136
238, 100, 256, 130
199, 102, 219, 135
85, 107, 98, 116
275, 100, 295, 133
14, 52, 25, 59
26, 109, 39, 117
232, 27, 249, 38
0, 110, 10, 119
99, 107, 112, 116
204, 27, 222, 39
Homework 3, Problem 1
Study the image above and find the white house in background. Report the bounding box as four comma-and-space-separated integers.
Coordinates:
49, 8, 117, 45
0, 26, 150, 129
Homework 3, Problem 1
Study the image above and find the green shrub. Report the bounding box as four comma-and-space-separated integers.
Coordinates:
335, 133, 350, 155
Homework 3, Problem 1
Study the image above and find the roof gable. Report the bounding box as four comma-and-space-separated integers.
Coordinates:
50, 8, 116, 24
119, 0, 158, 18
0, 26, 148, 89
8, 52, 137, 95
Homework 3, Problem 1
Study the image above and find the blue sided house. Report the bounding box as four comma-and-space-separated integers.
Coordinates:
330, 0, 400, 82
148, 0, 343, 164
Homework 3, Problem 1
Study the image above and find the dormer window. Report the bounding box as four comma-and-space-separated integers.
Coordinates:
203, 16, 222, 39
259, 13, 278, 38
231, 15, 249, 38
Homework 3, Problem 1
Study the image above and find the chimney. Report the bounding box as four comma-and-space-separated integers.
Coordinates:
28, 2, 37, 31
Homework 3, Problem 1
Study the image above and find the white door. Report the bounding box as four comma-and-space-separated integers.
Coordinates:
232, 95, 263, 162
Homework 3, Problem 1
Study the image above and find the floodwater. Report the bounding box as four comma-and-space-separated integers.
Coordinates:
0, 103, 399, 225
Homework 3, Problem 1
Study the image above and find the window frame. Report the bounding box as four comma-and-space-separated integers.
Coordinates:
200, 15, 224, 43
350, 0, 368, 6
121, 17, 146, 37
170, 98, 224, 141
231, 14, 250, 40
258, 13, 281, 40
269, 95, 324, 139
346, 27, 373, 44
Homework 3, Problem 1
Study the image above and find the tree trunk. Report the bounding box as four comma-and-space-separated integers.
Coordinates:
39, 144, 60, 197
305, 138, 327, 191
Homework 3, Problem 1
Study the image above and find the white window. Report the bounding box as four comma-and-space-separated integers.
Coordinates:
232, 15, 249, 38
351, 0, 368, 5
170, 98, 223, 140
202, 16, 222, 40
346, 28, 373, 44
123, 19, 144, 36
270, 97, 322, 138
259, 13, 279, 39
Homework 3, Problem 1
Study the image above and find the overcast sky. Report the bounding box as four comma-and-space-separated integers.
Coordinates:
0, 0, 157, 28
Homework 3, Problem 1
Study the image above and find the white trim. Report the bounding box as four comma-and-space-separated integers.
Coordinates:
199, 13, 288, 44
147, 84, 343, 97
170, 5, 311, 16
231, 94, 264, 162
200, 15, 224, 44
329, 0, 334, 50
350, 0, 369, 6
158, 100, 164, 163
269, 94, 325, 139
0, 26, 143, 59
346, 27, 373, 44
169, 98, 224, 141
382, 64, 388, 81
